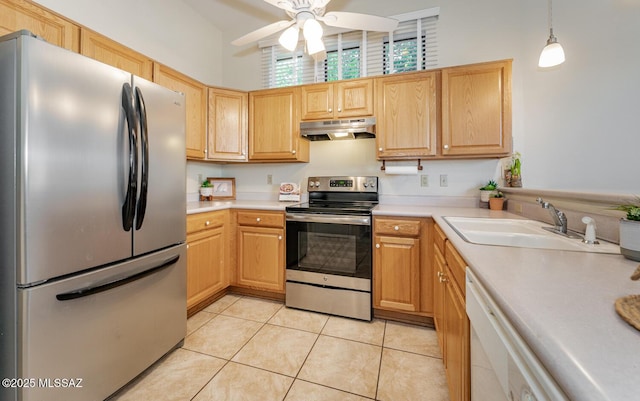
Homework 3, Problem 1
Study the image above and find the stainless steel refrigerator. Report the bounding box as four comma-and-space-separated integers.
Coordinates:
0, 31, 187, 401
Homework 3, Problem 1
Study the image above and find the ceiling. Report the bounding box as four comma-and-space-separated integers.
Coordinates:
182, 0, 430, 41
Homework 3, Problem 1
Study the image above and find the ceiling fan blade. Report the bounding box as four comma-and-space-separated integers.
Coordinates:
320, 11, 399, 32
263, 0, 295, 13
231, 20, 295, 46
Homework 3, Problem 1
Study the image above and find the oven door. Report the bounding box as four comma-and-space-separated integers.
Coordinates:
285, 213, 372, 279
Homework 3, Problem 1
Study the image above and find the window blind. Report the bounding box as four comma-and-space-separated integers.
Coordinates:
260, 8, 439, 88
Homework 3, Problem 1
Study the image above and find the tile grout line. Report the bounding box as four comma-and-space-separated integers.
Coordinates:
374, 320, 388, 401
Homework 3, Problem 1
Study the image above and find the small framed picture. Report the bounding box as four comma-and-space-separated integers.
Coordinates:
206, 177, 236, 200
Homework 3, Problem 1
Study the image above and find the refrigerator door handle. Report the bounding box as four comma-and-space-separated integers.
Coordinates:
121, 83, 138, 232
55, 255, 180, 301
134, 87, 149, 230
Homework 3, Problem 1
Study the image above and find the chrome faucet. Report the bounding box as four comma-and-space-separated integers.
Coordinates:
536, 197, 568, 234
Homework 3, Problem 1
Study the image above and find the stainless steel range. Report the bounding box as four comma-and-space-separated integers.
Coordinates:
285, 176, 378, 321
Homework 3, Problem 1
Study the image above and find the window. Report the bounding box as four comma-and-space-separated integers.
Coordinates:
261, 8, 439, 88
325, 46, 361, 82
383, 35, 426, 74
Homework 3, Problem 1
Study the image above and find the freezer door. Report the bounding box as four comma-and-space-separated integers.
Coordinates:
17, 244, 186, 401
131, 77, 186, 256
17, 35, 133, 285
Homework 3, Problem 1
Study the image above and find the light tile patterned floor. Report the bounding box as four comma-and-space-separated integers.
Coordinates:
111, 294, 450, 401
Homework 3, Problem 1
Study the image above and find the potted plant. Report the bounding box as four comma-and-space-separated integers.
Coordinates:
616, 198, 640, 261
479, 180, 498, 202
489, 191, 506, 210
200, 180, 213, 197
510, 152, 522, 187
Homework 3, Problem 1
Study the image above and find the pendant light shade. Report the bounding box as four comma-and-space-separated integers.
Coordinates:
538, 0, 565, 68
279, 26, 299, 52
538, 30, 565, 67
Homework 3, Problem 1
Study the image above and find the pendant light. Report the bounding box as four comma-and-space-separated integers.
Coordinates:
279, 26, 299, 52
538, 0, 565, 68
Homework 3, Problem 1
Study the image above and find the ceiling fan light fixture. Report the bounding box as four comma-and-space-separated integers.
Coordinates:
303, 18, 323, 41
279, 26, 299, 51
306, 36, 325, 56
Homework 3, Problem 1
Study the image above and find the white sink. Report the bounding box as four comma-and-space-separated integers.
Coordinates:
443, 216, 620, 254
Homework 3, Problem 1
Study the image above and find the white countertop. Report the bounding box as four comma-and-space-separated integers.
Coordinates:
186, 200, 289, 214
188, 200, 640, 401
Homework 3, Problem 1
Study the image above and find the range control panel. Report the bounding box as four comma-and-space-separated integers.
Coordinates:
307, 176, 378, 192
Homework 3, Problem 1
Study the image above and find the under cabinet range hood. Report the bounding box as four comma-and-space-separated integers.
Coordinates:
300, 117, 376, 141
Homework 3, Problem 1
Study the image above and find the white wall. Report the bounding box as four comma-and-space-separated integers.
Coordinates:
34, 0, 223, 85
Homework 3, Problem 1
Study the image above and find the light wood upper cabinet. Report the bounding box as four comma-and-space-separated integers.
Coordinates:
0, 0, 80, 51
207, 87, 248, 162
80, 29, 153, 80
154, 63, 207, 159
249, 86, 309, 162
375, 71, 440, 159
301, 78, 373, 120
441, 59, 512, 157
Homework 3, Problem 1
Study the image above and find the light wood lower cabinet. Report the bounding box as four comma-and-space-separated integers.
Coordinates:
235, 210, 285, 293
373, 217, 433, 315
433, 223, 470, 401
186, 211, 229, 310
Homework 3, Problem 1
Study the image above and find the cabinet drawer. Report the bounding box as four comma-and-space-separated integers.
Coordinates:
445, 241, 467, 296
186, 211, 226, 234
375, 218, 421, 236
237, 210, 284, 228
434, 224, 447, 254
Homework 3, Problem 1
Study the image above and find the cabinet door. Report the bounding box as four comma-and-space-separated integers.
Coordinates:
80, 29, 153, 80
207, 88, 248, 161
249, 87, 308, 162
186, 226, 226, 309
0, 0, 80, 51
301, 83, 333, 120
444, 275, 470, 401
375, 71, 439, 159
237, 226, 285, 292
441, 60, 512, 156
374, 235, 420, 312
335, 78, 373, 118
153, 63, 207, 159
433, 245, 446, 351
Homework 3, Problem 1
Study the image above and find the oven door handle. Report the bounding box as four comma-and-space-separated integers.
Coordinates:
286, 213, 371, 226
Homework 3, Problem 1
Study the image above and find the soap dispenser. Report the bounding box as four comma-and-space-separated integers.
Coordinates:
581, 216, 599, 244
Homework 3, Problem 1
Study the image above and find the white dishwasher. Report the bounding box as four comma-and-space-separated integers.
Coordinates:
466, 268, 569, 401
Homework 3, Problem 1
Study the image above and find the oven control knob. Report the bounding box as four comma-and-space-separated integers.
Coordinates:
309, 181, 315, 188
314, 181, 320, 187
363, 183, 368, 188
369, 181, 376, 188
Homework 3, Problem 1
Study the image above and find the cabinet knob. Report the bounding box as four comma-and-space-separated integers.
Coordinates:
278, 235, 282, 240
378, 147, 383, 152
375, 244, 380, 248
337, 108, 342, 112
256, 218, 261, 222
443, 144, 450, 150
292, 150, 296, 154
186, 244, 189, 249
205, 221, 210, 226
328, 108, 333, 113
394, 225, 399, 231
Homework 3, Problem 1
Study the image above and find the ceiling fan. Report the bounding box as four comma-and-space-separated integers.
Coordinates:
231, 0, 399, 60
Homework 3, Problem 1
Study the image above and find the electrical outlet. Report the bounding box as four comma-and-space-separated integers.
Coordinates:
420, 175, 429, 187
267, 174, 273, 185
440, 174, 448, 187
